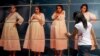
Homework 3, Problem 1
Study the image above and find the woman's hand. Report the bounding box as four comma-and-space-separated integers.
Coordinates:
68, 32, 71, 36
65, 32, 71, 37
91, 45, 96, 50
74, 45, 78, 50
33, 16, 37, 19
55, 14, 58, 19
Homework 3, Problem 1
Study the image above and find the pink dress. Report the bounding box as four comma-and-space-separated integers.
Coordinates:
23, 13, 45, 52
50, 11, 68, 50
0, 12, 24, 51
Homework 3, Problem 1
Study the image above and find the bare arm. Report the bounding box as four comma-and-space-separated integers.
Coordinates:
91, 28, 97, 50
51, 12, 59, 20
16, 13, 24, 25
89, 12, 97, 23
35, 13, 45, 25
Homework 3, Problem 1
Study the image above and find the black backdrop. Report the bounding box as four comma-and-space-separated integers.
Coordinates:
0, 0, 100, 56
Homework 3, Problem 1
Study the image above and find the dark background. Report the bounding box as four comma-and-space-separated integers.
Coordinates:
0, 0, 100, 56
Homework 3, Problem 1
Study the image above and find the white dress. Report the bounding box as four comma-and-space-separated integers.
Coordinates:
50, 11, 68, 50
23, 13, 45, 52
0, 12, 24, 51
